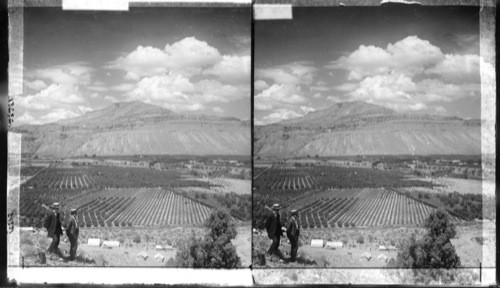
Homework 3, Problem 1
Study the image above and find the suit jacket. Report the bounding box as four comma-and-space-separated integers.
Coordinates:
44, 212, 62, 237
65, 216, 79, 239
286, 216, 300, 241
265, 211, 282, 239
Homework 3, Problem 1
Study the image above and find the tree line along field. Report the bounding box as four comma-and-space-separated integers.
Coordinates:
253, 166, 463, 230
397, 187, 493, 221
176, 189, 252, 222
18, 166, 235, 228
253, 165, 434, 191
23, 166, 211, 189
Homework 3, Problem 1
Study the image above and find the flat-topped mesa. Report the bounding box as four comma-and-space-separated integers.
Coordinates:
280, 101, 466, 129
63, 101, 174, 124
12, 101, 250, 157
60, 101, 241, 127
283, 101, 397, 124
255, 101, 481, 157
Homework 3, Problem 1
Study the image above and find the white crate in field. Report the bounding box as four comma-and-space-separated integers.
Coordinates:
325, 241, 343, 249
137, 251, 148, 260
102, 240, 120, 248
87, 238, 101, 246
154, 253, 165, 262
20, 227, 34, 232
310, 239, 324, 248
360, 252, 372, 260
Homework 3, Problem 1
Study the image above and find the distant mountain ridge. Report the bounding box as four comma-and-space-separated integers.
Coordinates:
62, 101, 175, 125
62, 101, 241, 127
255, 101, 481, 157
13, 101, 250, 157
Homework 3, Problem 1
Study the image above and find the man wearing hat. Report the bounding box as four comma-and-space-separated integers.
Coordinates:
286, 209, 300, 262
43, 202, 63, 255
65, 209, 80, 260
265, 203, 284, 256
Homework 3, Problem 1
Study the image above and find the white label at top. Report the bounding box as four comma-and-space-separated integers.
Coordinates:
63, 0, 129, 11
254, 4, 293, 20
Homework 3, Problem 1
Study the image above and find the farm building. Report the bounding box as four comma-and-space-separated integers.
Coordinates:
378, 245, 388, 251
327, 160, 373, 169
102, 159, 150, 168
63, 158, 101, 166
151, 162, 164, 170
287, 159, 322, 166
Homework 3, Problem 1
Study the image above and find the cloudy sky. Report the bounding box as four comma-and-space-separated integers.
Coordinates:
255, 6, 484, 125
18, 7, 250, 125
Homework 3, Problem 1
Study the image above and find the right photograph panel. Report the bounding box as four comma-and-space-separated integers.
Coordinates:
252, 4, 494, 278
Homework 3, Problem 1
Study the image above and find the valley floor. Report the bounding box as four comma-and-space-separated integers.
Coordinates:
11, 225, 251, 268
252, 221, 495, 269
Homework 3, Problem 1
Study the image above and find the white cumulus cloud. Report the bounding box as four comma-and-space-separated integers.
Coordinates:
24, 79, 47, 91
261, 108, 303, 124
29, 62, 95, 86
327, 36, 481, 115
108, 37, 222, 79
255, 84, 307, 111
254, 80, 269, 91
256, 62, 317, 86
329, 36, 444, 79
425, 54, 480, 83
212, 106, 224, 113
124, 74, 247, 112
17, 84, 92, 125
203, 55, 250, 84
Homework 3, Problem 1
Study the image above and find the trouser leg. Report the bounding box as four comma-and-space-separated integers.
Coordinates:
272, 236, 280, 255
47, 235, 59, 253
267, 238, 274, 255
69, 236, 78, 260
54, 234, 60, 253
290, 239, 298, 261
268, 236, 280, 255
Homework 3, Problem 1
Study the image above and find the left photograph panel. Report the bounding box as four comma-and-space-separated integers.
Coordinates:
8, 5, 251, 268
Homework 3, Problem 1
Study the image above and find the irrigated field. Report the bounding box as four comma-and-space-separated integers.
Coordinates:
19, 166, 221, 228
253, 166, 433, 191
23, 165, 211, 189
253, 166, 462, 230
20, 187, 213, 228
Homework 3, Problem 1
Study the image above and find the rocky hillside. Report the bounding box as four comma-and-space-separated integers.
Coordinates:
12, 101, 250, 158
255, 101, 480, 157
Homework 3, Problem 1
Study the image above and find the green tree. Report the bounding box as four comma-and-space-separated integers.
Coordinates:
175, 209, 240, 268
391, 209, 463, 284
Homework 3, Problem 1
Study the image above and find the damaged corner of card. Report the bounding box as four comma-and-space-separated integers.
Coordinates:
254, 4, 293, 20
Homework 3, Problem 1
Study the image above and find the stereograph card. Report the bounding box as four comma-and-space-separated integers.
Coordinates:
5, 0, 496, 286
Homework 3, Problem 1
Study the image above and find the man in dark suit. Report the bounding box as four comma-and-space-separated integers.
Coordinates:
44, 202, 63, 255
65, 209, 80, 260
265, 203, 284, 256
286, 209, 300, 262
